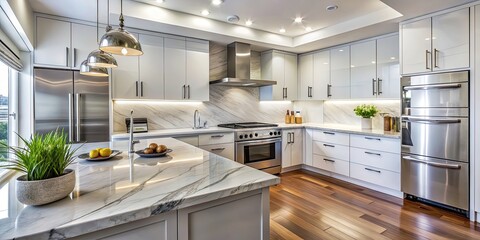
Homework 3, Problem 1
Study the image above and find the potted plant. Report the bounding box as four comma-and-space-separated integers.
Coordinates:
353, 104, 379, 129
0, 130, 80, 205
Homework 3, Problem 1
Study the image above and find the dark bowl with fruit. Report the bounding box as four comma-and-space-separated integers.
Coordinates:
135, 143, 172, 158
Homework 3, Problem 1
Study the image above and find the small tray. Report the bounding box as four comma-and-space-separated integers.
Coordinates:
135, 149, 172, 158
78, 150, 122, 161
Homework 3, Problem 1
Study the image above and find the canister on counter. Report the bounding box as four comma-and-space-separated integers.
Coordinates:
383, 115, 392, 131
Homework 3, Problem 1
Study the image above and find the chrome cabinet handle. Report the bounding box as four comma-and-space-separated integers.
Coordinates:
402, 156, 461, 169
323, 131, 335, 135
282, 88, 287, 99
291, 132, 294, 144
211, 148, 225, 151
365, 151, 381, 156
402, 116, 461, 124
66, 47, 69, 67
307, 86, 312, 98
434, 48, 439, 68
287, 132, 292, 144
372, 78, 376, 96
323, 144, 335, 148
425, 50, 430, 70
365, 168, 381, 173
327, 84, 332, 97
187, 85, 191, 99
211, 135, 225, 138
403, 83, 461, 91
377, 78, 382, 95
135, 81, 139, 97
182, 85, 186, 99
75, 93, 81, 142
324, 158, 335, 163
365, 136, 381, 141
68, 94, 73, 142
140, 81, 144, 97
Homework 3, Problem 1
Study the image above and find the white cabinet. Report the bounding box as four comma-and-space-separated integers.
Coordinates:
260, 51, 297, 101
401, 8, 469, 75
330, 46, 350, 99
164, 38, 209, 101
313, 50, 330, 100
112, 33, 140, 100
350, 35, 400, 99
281, 129, 303, 168
35, 17, 97, 69
139, 34, 165, 100
198, 132, 234, 160
298, 54, 313, 100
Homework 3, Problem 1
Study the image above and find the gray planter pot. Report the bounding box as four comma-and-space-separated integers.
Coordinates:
16, 169, 75, 206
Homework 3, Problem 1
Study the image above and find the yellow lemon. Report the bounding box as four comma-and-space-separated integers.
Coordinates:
89, 150, 99, 158
99, 148, 112, 157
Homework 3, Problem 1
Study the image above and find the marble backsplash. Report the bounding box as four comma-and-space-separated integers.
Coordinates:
323, 100, 401, 129
113, 86, 293, 132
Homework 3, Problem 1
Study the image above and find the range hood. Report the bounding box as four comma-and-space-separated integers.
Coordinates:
209, 42, 277, 87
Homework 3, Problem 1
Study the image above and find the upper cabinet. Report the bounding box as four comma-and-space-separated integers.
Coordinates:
401, 8, 469, 75
350, 35, 400, 99
35, 17, 98, 69
260, 51, 298, 101
298, 50, 330, 100
330, 46, 350, 99
164, 37, 187, 100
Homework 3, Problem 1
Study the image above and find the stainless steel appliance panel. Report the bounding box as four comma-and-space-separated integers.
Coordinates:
402, 82, 468, 108
236, 138, 282, 171
402, 155, 469, 210
402, 116, 468, 162
34, 68, 73, 138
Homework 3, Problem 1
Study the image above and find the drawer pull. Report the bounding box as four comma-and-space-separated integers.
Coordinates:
210, 135, 225, 138
323, 144, 335, 148
365, 167, 381, 173
323, 132, 335, 135
324, 158, 336, 163
211, 148, 225, 151
364, 137, 381, 141
365, 151, 381, 156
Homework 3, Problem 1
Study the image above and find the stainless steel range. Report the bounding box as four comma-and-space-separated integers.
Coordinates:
218, 122, 282, 174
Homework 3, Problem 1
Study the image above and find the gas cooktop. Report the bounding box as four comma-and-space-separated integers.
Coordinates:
218, 122, 278, 129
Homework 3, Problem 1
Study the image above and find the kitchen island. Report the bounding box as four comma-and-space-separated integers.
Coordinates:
0, 138, 279, 240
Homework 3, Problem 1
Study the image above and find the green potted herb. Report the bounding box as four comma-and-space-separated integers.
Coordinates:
0, 130, 80, 205
353, 104, 379, 129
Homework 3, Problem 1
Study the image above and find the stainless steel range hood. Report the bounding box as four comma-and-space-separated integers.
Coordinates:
209, 42, 277, 87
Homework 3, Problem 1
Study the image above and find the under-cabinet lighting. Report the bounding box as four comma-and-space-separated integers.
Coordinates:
259, 101, 292, 104
114, 100, 203, 105
324, 99, 400, 104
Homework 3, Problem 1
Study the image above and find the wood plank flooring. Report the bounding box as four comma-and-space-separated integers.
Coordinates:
270, 170, 480, 240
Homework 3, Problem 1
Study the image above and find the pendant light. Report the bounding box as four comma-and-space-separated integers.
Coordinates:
99, 0, 143, 56
87, 0, 118, 68
80, 60, 109, 77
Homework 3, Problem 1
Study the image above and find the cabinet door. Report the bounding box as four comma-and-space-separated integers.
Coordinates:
164, 38, 186, 100
432, 8, 470, 71
313, 50, 330, 100
298, 54, 313, 100
304, 129, 313, 166
291, 129, 303, 166
284, 53, 297, 100
139, 34, 164, 99
35, 17, 71, 67
186, 40, 209, 101
112, 33, 139, 100
377, 35, 400, 99
401, 18, 432, 75
282, 131, 292, 168
330, 46, 350, 99
272, 52, 286, 100
71, 23, 98, 69
350, 40, 377, 99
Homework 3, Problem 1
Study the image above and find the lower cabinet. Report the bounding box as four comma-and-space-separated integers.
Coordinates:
312, 154, 349, 176
282, 129, 303, 169
199, 143, 234, 160
174, 132, 234, 160
349, 163, 400, 191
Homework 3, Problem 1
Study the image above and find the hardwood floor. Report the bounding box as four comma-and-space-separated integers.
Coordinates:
270, 170, 480, 240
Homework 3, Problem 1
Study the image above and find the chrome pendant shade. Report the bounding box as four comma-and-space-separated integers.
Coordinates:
87, 49, 118, 68
80, 60, 109, 77
99, 27, 143, 56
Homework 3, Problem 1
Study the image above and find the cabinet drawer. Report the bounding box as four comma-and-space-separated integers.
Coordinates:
199, 143, 234, 160
350, 163, 400, 190
350, 147, 400, 173
198, 132, 234, 145
312, 130, 349, 145
312, 141, 349, 161
350, 135, 400, 154
312, 155, 349, 176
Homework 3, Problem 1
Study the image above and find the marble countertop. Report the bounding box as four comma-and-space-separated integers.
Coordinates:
0, 138, 279, 239
111, 123, 401, 140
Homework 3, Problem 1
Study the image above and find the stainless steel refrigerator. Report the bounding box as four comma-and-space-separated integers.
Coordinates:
34, 68, 109, 143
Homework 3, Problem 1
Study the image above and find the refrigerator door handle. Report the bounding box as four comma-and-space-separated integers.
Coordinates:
68, 93, 74, 142
75, 93, 81, 142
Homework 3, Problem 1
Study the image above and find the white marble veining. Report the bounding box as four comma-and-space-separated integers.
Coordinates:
293, 101, 324, 123
0, 138, 279, 239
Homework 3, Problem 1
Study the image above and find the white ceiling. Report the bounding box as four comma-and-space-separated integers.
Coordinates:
26, 0, 477, 53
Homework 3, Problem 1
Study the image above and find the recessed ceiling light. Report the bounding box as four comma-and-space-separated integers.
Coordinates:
294, 17, 303, 23
371, 61, 376, 64
227, 15, 240, 23
211, 0, 223, 5
279, 28, 286, 33
245, 20, 253, 26
201, 10, 210, 16
156, 0, 164, 3
339, 49, 344, 52
390, 57, 396, 60
326, 5, 338, 11
305, 26, 312, 32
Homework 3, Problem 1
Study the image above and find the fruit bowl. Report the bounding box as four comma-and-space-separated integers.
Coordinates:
77, 150, 122, 161
135, 149, 172, 158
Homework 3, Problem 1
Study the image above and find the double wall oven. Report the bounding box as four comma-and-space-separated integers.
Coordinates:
218, 122, 282, 174
401, 71, 469, 213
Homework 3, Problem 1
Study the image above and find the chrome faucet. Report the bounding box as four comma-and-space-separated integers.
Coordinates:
193, 109, 201, 129
129, 110, 140, 153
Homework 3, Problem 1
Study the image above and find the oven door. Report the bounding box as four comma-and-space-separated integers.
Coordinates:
236, 138, 282, 170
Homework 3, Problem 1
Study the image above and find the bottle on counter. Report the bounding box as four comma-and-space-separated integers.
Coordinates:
383, 115, 392, 131
285, 110, 291, 124
290, 110, 295, 124
295, 111, 303, 124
